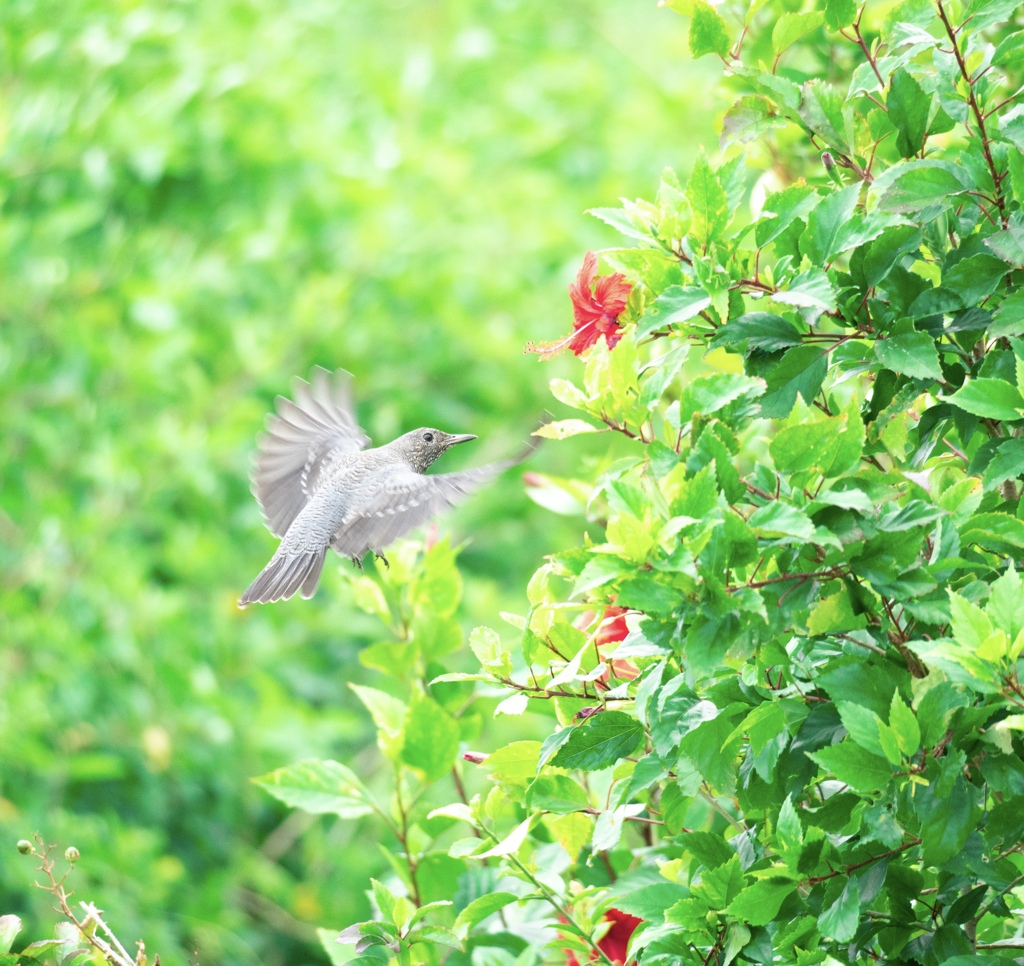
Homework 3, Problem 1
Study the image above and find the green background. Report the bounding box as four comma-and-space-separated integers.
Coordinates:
0, 1, 715, 962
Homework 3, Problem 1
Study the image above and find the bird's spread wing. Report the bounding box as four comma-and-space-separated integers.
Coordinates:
252, 367, 370, 537
330, 450, 530, 557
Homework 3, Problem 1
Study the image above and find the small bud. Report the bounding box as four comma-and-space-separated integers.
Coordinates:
462, 751, 488, 764
65, 846, 80, 863
822, 151, 835, 171
17, 839, 32, 855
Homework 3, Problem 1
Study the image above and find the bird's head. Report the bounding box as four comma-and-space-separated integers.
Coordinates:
393, 428, 477, 472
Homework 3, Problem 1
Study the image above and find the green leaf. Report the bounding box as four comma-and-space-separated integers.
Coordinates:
836, 701, 885, 757
916, 773, 980, 865
818, 877, 860, 942
350, 683, 408, 759
983, 224, 1024, 268
943, 253, 1010, 305
772, 11, 824, 58
770, 401, 863, 478
888, 692, 920, 757
453, 893, 519, 939
710, 312, 803, 353
475, 817, 532, 858
532, 419, 601, 440
800, 183, 860, 265
316, 929, 356, 966
961, 511, 1024, 553
550, 710, 645, 771
721, 95, 787, 149
636, 285, 712, 337
755, 184, 820, 248
253, 759, 376, 818
689, 0, 731, 58
758, 345, 829, 418
945, 378, 1024, 421
873, 327, 943, 381
887, 68, 931, 158
371, 878, 398, 925
982, 437, 1024, 492
772, 268, 836, 315
614, 883, 690, 921
409, 925, 463, 951
748, 503, 816, 541
824, 0, 857, 29
678, 372, 765, 423
727, 880, 796, 926
526, 774, 590, 814
808, 741, 893, 792
807, 589, 867, 634
988, 563, 1024, 639
875, 160, 971, 213
687, 153, 729, 247
991, 289, 1024, 338
0, 919, 20, 956
469, 626, 513, 678
487, 741, 542, 791
402, 691, 461, 783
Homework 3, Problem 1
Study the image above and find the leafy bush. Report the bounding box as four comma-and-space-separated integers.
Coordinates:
260, 1, 1024, 964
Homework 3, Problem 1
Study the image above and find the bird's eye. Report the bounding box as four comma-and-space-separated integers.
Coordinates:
423, 432, 434, 442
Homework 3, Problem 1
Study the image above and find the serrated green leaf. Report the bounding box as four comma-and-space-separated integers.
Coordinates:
808, 741, 893, 792
888, 692, 920, 756
687, 153, 729, 247
636, 285, 712, 337
748, 502, 816, 541
801, 183, 860, 264
945, 378, 1024, 421
983, 224, 1024, 268
755, 184, 820, 248
550, 710, 644, 771
773, 268, 836, 315
874, 329, 943, 380
887, 68, 931, 158
758, 345, 829, 418
824, 0, 857, 29
727, 880, 796, 926
875, 160, 971, 213
709, 312, 803, 353
689, 0, 731, 58
818, 877, 860, 942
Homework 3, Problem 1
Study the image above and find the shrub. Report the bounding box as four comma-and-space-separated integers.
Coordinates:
263, 0, 1024, 962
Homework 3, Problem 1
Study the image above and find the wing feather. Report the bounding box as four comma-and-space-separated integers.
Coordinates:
252, 367, 370, 538
330, 454, 526, 558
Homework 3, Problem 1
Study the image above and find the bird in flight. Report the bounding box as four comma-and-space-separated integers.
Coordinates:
240, 367, 532, 606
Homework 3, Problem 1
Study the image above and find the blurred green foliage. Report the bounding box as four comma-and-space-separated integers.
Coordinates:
0, 0, 715, 963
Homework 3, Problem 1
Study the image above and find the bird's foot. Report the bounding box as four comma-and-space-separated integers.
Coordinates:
350, 554, 364, 571
373, 551, 390, 570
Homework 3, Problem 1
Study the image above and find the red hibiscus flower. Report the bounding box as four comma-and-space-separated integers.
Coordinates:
573, 606, 641, 683
565, 909, 643, 966
526, 252, 632, 359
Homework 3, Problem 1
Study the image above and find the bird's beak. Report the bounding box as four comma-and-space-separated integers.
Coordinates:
448, 434, 477, 446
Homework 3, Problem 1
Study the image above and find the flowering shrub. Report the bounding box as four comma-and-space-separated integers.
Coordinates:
257, 2, 1024, 964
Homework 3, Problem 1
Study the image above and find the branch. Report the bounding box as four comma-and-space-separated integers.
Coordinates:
935, 0, 1008, 225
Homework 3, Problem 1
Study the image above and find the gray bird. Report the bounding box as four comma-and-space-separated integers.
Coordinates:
240, 367, 531, 606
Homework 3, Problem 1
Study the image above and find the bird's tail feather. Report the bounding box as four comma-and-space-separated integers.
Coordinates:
239, 547, 326, 606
